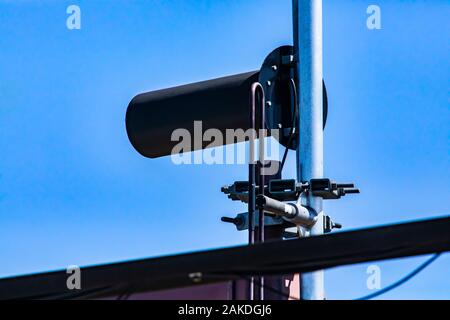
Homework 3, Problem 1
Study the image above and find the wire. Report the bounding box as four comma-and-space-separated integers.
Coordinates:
36, 285, 115, 300
280, 78, 298, 173
355, 253, 442, 300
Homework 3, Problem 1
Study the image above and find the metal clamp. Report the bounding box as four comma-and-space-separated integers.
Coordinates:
305, 178, 360, 200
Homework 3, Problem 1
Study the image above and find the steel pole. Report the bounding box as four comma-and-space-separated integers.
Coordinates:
295, 0, 325, 300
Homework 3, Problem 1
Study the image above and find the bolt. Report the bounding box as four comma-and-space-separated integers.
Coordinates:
266, 80, 272, 86
278, 123, 282, 129
221, 216, 237, 224
189, 272, 203, 283
332, 222, 343, 229
266, 101, 272, 107
271, 65, 278, 71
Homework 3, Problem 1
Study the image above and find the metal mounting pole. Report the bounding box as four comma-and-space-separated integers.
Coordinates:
294, 0, 325, 300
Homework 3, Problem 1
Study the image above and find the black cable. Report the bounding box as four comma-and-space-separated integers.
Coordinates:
226, 253, 442, 301
116, 284, 136, 300
355, 253, 441, 300
280, 78, 298, 173
37, 285, 115, 300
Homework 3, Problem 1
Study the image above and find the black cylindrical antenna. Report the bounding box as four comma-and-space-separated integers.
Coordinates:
126, 72, 258, 158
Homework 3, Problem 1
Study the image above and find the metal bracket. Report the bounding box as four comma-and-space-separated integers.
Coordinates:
305, 178, 360, 200
222, 177, 358, 202
221, 179, 307, 202
258, 45, 328, 150
281, 54, 297, 67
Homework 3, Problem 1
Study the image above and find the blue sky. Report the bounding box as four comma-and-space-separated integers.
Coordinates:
0, 0, 449, 299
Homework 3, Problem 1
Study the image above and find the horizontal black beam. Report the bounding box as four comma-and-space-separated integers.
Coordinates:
0, 216, 449, 299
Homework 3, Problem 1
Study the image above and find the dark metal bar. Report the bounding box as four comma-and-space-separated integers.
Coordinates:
247, 83, 258, 301
253, 83, 266, 300
0, 215, 449, 300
